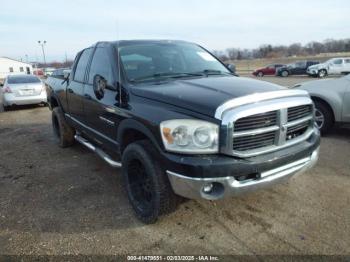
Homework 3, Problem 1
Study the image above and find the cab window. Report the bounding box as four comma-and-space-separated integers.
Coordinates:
88, 47, 114, 86
74, 48, 93, 82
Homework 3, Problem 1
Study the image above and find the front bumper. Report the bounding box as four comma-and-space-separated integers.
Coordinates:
167, 147, 319, 200
4, 92, 47, 106
163, 128, 320, 200
307, 69, 318, 76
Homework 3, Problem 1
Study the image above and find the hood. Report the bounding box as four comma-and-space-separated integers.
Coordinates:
309, 62, 327, 69
131, 76, 284, 117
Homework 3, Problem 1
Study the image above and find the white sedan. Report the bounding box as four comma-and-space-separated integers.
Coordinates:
0, 74, 47, 110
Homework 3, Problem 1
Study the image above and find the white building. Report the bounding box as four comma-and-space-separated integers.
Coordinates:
0, 57, 34, 80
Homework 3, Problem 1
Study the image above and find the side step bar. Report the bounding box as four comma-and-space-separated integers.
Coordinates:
74, 135, 122, 168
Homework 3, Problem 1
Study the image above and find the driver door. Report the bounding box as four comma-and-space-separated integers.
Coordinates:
83, 46, 121, 146
328, 59, 343, 74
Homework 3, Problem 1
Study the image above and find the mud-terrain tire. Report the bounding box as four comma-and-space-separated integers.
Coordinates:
52, 107, 75, 147
122, 140, 179, 224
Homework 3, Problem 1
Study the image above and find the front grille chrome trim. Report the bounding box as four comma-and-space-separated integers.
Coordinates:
218, 92, 314, 158
233, 125, 279, 138
285, 115, 313, 127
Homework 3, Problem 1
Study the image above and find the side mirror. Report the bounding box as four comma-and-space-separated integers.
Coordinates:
62, 70, 71, 84
93, 74, 107, 100
226, 63, 236, 74
63, 70, 70, 79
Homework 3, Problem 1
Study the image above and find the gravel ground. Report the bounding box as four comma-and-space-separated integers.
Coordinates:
0, 77, 349, 256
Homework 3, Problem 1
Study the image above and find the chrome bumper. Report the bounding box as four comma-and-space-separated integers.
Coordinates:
167, 147, 319, 200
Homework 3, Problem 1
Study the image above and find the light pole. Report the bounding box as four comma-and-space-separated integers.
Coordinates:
38, 40, 47, 66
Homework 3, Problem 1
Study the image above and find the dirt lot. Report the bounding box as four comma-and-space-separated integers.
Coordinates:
0, 77, 349, 256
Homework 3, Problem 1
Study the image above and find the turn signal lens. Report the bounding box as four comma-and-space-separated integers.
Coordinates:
162, 127, 174, 144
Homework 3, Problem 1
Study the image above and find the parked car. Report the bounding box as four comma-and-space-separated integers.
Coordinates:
46, 40, 320, 223
294, 74, 350, 133
307, 57, 350, 78
33, 69, 44, 77
276, 61, 319, 77
50, 68, 71, 79
252, 64, 285, 77
0, 74, 47, 110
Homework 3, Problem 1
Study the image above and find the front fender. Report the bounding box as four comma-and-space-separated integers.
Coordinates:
117, 118, 163, 152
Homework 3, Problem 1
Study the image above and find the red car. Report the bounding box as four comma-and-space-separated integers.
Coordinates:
252, 64, 285, 77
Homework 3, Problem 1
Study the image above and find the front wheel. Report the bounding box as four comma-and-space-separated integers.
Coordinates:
318, 69, 327, 78
122, 140, 179, 224
314, 101, 334, 134
257, 71, 264, 77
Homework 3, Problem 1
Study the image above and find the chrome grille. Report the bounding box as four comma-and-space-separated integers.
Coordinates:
288, 105, 312, 122
233, 131, 275, 151
286, 121, 310, 141
235, 111, 277, 131
230, 103, 314, 157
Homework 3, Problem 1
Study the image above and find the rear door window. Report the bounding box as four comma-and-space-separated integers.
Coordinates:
74, 48, 93, 82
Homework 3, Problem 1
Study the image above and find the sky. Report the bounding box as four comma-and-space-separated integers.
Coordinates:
1, 0, 349, 62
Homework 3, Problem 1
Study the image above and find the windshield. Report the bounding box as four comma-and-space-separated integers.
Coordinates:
118, 42, 230, 82
8, 75, 41, 84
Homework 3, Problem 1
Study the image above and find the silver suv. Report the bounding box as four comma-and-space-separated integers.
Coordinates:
307, 58, 350, 78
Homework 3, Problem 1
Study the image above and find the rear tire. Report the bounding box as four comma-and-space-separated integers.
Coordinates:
52, 107, 75, 147
122, 140, 179, 224
318, 69, 327, 78
314, 100, 334, 134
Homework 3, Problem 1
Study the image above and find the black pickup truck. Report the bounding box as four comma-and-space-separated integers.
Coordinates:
46, 40, 320, 223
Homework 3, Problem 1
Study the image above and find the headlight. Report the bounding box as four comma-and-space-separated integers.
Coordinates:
160, 119, 219, 154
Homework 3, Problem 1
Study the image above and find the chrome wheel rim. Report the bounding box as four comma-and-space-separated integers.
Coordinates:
282, 71, 288, 77
315, 108, 325, 129
319, 70, 326, 77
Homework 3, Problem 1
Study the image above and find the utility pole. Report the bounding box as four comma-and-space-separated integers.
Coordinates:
38, 40, 47, 67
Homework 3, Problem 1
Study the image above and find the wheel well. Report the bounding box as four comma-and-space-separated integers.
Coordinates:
311, 96, 335, 122
50, 96, 59, 109
121, 129, 149, 153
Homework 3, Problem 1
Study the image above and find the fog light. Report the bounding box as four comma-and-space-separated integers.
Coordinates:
202, 183, 214, 193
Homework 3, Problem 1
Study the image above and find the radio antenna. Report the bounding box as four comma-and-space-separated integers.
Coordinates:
116, 19, 122, 106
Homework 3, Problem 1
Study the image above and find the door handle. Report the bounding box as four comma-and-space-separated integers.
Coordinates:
67, 88, 74, 94
84, 94, 92, 100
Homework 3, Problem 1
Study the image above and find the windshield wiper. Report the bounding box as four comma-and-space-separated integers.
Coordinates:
131, 72, 203, 82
